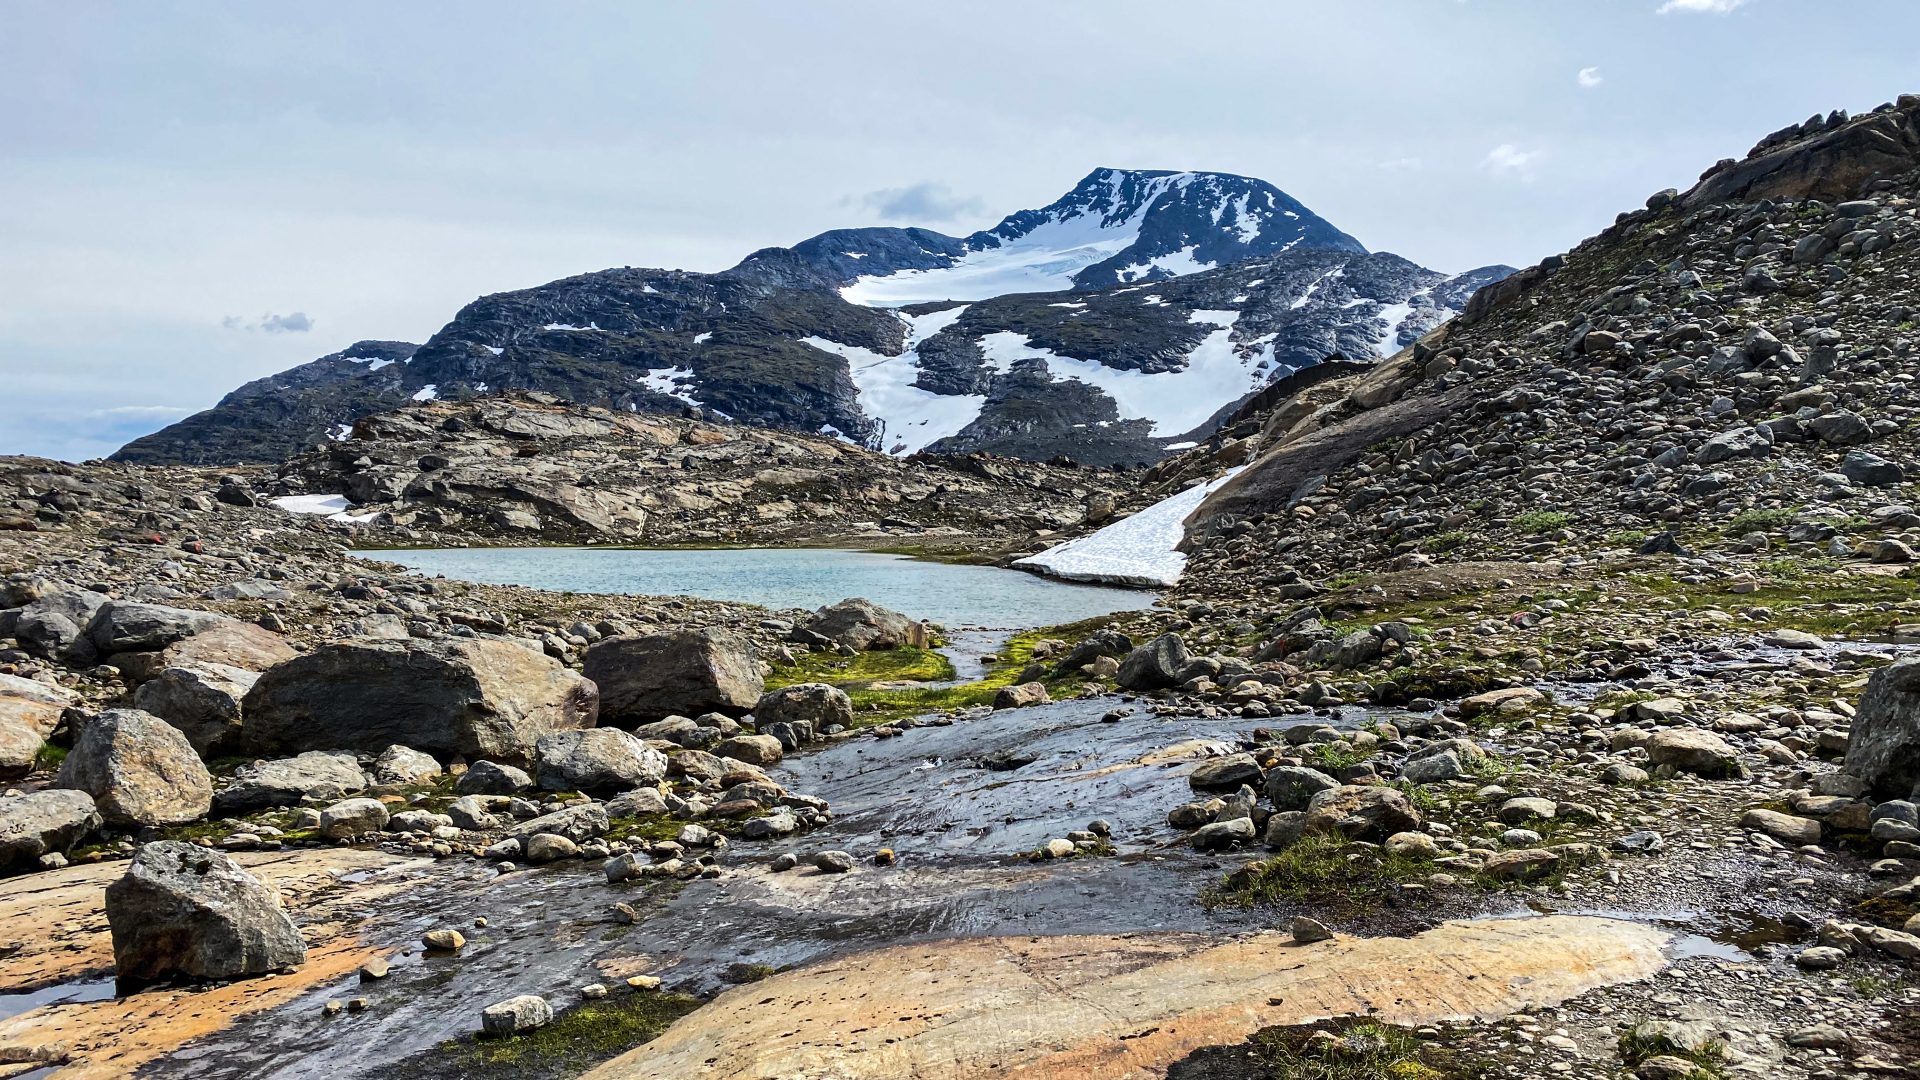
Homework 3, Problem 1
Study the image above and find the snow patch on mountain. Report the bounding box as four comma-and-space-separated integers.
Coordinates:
639, 366, 701, 406
804, 305, 982, 455
1014, 466, 1246, 586
984, 312, 1279, 439
840, 172, 1176, 306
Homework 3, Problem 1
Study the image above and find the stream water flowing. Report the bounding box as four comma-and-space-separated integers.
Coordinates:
156, 698, 1403, 1079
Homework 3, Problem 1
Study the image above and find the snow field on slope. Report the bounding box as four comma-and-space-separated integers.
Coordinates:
1013, 466, 1246, 586
801, 305, 980, 455
981, 311, 1276, 439
839, 173, 1178, 306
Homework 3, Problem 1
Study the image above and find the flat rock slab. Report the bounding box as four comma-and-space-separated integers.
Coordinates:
586, 915, 1669, 1080
0, 848, 417, 1078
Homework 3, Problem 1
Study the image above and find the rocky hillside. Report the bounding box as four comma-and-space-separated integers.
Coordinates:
1161, 93, 1920, 585
271, 392, 1129, 548
114, 170, 1508, 469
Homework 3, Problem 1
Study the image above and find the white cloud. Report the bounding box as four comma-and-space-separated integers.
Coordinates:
1577, 67, 1604, 88
1656, 0, 1748, 14
1480, 143, 1542, 179
222, 311, 314, 333
1377, 156, 1424, 171
859, 181, 985, 224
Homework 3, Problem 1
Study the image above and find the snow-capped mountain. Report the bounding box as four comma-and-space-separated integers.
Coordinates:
730, 168, 1366, 305
116, 170, 1509, 467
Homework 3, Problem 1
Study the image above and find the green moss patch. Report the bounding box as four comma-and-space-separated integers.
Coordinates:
437, 989, 704, 1077
765, 645, 956, 689
1208, 833, 1443, 911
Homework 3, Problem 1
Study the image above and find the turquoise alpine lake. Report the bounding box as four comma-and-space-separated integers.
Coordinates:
356, 546, 1158, 629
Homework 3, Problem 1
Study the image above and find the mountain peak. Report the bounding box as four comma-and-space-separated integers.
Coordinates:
792, 167, 1365, 307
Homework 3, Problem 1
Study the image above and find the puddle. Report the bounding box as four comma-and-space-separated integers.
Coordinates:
0, 976, 116, 1023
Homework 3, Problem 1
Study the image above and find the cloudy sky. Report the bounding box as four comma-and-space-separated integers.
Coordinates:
4, 0, 1916, 460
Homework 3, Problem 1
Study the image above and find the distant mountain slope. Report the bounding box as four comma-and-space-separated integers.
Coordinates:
114, 168, 1505, 467
115, 340, 419, 465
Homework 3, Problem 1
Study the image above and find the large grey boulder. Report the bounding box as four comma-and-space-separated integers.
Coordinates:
1646, 728, 1744, 778
509, 803, 609, 846
1303, 785, 1423, 842
1846, 656, 1920, 799
481, 994, 553, 1037
370, 745, 443, 786
106, 841, 307, 984
583, 629, 762, 725
319, 797, 390, 839
1115, 633, 1190, 691
1188, 753, 1264, 792
58, 709, 213, 827
1264, 765, 1341, 809
243, 638, 600, 762
132, 662, 258, 757
534, 729, 667, 794
804, 599, 930, 651
754, 683, 853, 732
1694, 426, 1773, 465
215, 751, 368, 812
9, 590, 110, 664
455, 760, 533, 795
0, 673, 74, 779
0, 789, 100, 873
86, 601, 236, 656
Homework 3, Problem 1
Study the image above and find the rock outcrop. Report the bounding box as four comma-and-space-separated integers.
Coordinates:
0, 789, 100, 873
583, 629, 762, 725
57, 709, 214, 827
242, 638, 600, 761
105, 841, 309, 984
1845, 655, 1920, 799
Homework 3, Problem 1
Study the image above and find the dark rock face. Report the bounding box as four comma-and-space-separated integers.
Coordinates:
1687, 97, 1920, 209
57, 708, 214, 827
1116, 633, 1191, 690
0, 789, 100, 873
105, 841, 308, 984
9, 590, 110, 664
114, 340, 420, 465
804, 599, 929, 651
242, 638, 600, 762
1845, 656, 1920, 799
583, 629, 763, 725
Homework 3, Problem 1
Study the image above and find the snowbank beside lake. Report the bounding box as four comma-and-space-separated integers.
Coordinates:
1014, 468, 1244, 587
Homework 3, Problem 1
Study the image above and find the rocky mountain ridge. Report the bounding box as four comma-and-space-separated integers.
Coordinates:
113, 170, 1508, 469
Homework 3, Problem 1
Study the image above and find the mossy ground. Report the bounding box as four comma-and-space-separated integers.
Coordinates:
1207, 833, 1446, 912
764, 645, 957, 687
431, 988, 703, 1078
766, 615, 1117, 728
1617, 1025, 1730, 1080
1173, 1018, 1488, 1080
